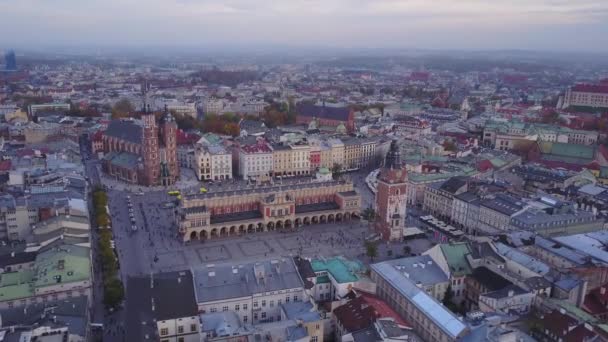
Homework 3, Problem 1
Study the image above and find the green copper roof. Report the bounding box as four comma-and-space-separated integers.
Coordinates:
311, 257, 363, 283
0, 245, 91, 302
439, 243, 472, 277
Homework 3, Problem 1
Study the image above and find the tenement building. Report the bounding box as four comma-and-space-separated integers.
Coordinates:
101, 108, 179, 186
177, 179, 361, 242
371, 260, 469, 342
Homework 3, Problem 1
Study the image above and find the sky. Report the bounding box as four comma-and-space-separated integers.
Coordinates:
1, 0, 608, 52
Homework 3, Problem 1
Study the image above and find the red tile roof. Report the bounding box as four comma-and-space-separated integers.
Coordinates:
358, 292, 411, 328
176, 129, 200, 145
476, 159, 494, 172
0, 160, 11, 172
572, 84, 608, 94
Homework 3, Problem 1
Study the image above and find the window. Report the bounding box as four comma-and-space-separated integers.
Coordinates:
286, 296, 290, 302
254, 313, 258, 320
160, 328, 169, 336
243, 315, 248, 323
270, 300, 274, 307
177, 326, 184, 334
190, 324, 197, 332
261, 300, 266, 307
261, 312, 267, 319
222, 306, 229, 312
253, 301, 258, 308
294, 295, 298, 301
210, 308, 217, 313
311, 337, 318, 342
235, 304, 240, 311
178, 338, 184, 342
243, 304, 248, 310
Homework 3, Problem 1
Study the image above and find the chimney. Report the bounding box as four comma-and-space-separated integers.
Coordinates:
559, 308, 566, 315
151, 297, 155, 312
508, 290, 514, 297
10, 252, 15, 257
601, 287, 606, 295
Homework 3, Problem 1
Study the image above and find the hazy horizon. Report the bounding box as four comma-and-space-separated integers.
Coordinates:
1, 0, 608, 53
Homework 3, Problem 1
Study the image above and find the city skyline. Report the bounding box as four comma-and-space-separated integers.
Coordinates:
1, 0, 607, 52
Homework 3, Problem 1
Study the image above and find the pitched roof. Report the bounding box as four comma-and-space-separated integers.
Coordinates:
334, 295, 391, 333
439, 243, 472, 276
126, 271, 198, 341
104, 119, 143, 144
470, 266, 512, 291
296, 103, 351, 121
538, 141, 596, 164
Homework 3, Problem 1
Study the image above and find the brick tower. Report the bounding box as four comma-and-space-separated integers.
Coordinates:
141, 112, 160, 186
159, 106, 179, 186
375, 140, 408, 241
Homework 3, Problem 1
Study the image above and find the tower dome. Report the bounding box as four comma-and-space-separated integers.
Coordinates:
161, 104, 176, 124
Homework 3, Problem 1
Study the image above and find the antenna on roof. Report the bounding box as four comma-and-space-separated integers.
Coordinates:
150, 272, 154, 289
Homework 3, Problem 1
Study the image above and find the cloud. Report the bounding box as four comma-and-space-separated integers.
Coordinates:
0, 0, 607, 51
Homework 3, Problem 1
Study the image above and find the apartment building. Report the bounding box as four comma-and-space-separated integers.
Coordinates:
477, 194, 526, 234
193, 258, 306, 326
0, 193, 87, 241
0, 244, 92, 310
238, 143, 273, 180
194, 144, 233, 181
371, 261, 469, 342
126, 271, 201, 342
564, 83, 608, 109
422, 177, 468, 222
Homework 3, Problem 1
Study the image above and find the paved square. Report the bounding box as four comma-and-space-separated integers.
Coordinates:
155, 251, 187, 269
276, 235, 313, 251
238, 240, 271, 256
196, 245, 232, 262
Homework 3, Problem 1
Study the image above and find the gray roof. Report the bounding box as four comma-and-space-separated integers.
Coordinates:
352, 326, 382, 342
371, 262, 468, 339
480, 284, 528, 299
104, 120, 143, 144
534, 236, 588, 266
193, 258, 304, 303
104, 151, 141, 169
126, 271, 198, 341
380, 255, 448, 286
183, 179, 351, 202
0, 296, 89, 338
494, 243, 550, 276
480, 194, 525, 216
281, 302, 320, 323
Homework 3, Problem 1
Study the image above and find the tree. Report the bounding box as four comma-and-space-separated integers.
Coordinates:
365, 241, 378, 261
111, 98, 135, 119
362, 208, 377, 222
443, 140, 457, 152
104, 277, 124, 308
331, 164, 342, 179
443, 285, 454, 305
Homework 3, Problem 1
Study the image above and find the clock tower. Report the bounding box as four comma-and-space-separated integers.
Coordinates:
375, 140, 408, 241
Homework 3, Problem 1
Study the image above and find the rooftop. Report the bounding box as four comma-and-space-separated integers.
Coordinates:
439, 243, 472, 276
192, 258, 304, 303
371, 262, 467, 339
380, 255, 448, 286
310, 257, 363, 284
